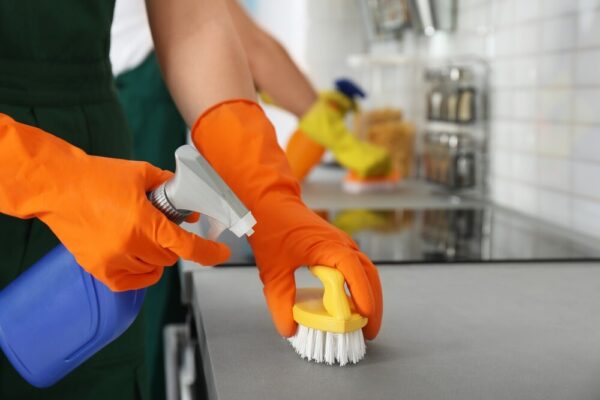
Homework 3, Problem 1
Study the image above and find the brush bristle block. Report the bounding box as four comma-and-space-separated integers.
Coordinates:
288, 325, 366, 366
290, 266, 368, 366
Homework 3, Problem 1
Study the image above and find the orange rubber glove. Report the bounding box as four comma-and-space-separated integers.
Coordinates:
192, 100, 383, 339
0, 114, 230, 291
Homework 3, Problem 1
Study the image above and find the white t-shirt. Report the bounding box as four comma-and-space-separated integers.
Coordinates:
110, 0, 154, 76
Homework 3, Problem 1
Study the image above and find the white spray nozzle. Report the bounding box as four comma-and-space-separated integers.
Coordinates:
159, 145, 256, 240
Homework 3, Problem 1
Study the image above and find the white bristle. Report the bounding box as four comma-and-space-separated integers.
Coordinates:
337, 333, 348, 366
287, 325, 366, 366
313, 329, 324, 363
324, 332, 335, 365
305, 327, 315, 360
292, 325, 308, 358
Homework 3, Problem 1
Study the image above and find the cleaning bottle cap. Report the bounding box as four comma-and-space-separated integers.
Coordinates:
155, 145, 256, 239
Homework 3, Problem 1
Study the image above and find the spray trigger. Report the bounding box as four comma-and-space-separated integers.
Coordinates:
159, 145, 256, 238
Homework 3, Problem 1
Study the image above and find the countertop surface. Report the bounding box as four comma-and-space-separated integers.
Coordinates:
191, 263, 600, 400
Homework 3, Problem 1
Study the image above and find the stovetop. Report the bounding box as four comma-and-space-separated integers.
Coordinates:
207, 205, 600, 266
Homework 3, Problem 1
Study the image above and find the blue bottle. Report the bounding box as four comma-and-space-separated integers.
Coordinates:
0, 145, 256, 388
0, 245, 145, 387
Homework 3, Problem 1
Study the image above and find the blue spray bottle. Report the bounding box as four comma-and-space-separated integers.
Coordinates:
0, 145, 256, 388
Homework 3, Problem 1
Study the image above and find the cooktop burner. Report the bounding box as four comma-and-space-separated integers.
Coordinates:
208, 205, 600, 266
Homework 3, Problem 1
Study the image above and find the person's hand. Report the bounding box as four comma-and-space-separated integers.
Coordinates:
285, 86, 390, 181
192, 100, 383, 339
249, 197, 382, 338
299, 92, 391, 178
0, 114, 230, 291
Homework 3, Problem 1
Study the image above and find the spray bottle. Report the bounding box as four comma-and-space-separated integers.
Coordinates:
0, 145, 255, 388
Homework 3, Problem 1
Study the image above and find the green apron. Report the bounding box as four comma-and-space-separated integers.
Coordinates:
115, 53, 188, 400
0, 1, 148, 399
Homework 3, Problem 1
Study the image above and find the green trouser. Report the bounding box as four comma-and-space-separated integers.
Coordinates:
0, 1, 151, 399
116, 53, 188, 400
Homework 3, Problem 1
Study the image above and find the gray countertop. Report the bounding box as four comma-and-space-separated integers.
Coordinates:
191, 263, 600, 400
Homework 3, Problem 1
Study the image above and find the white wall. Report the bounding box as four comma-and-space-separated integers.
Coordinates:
252, 0, 370, 86
248, 0, 368, 146
252, 0, 307, 70
245, 0, 305, 147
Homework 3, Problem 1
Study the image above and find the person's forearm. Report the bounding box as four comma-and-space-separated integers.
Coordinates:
225, 0, 317, 117
247, 35, 317, 117
146, 0, 256, 126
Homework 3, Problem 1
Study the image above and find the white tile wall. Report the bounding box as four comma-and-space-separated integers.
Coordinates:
538, 188, 571, 228
512, 57, 538, 87
303, 0, 366, 88
514, 0, 540, 23
513, 90, 537, 119
491, 89, 513, 118
573, 161, 600, 199
572, 197, 600, 238
577, 9, 600, 48
511, 153, 538, 183
537, 156, 571, 192
574, 89, 600, 124
573, 124, 600, 162
574, 49, 600, 85
537, 122, 571, 157
457, 0, 600, 240
541, 16, 577, 52
511, 182, 539, 216
537, 52, 573, 87
542, 0, 578, 18
514, 24, 540, 55
511, 121, 537, 153
490, 121, 512, 149
539, 88, 574, 123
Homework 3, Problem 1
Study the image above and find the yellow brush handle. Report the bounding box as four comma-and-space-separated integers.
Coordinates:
309, 266, 351, 320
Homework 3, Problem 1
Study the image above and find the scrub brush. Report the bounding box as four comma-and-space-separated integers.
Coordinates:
288, 266, 368, 366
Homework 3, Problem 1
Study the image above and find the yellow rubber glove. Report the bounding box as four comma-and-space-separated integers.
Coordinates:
299, 93, 391, 178
0, 113, 230, 291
